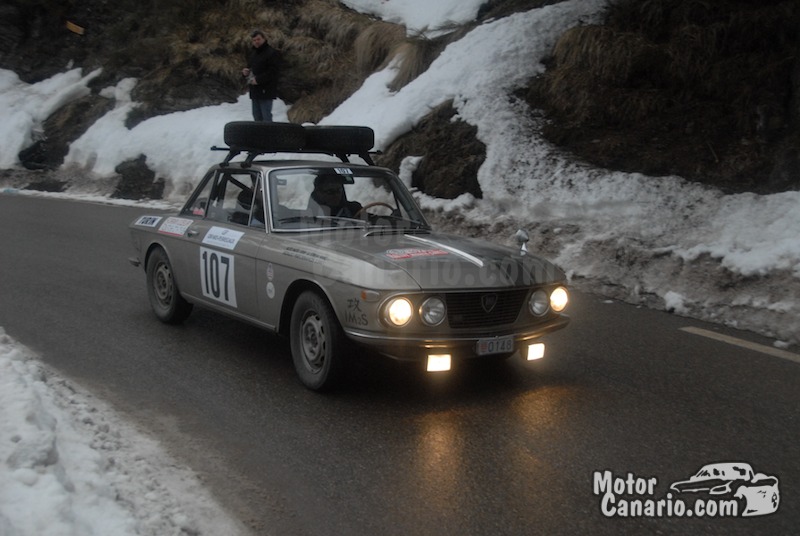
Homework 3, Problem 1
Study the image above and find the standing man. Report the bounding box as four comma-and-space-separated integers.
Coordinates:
242, 29, 280, 122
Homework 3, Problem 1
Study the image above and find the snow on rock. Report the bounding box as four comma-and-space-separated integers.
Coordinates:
0, 68, 101, 169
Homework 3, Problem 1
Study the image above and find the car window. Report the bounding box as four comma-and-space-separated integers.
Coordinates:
181, 169, 265, 228
184, 170, 215, 217
186, 170, 262, 228
268, 167, 428, 231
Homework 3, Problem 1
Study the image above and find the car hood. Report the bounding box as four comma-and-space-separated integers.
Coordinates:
285, 230, 566, 290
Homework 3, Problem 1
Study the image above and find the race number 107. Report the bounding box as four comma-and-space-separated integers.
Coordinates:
200, 247, 237, 307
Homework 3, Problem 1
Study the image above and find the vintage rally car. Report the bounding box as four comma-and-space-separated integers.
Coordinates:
129, 122, 570, 390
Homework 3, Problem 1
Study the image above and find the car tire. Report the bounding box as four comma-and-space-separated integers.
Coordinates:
223, 121, 306, 152
146, 248, 193, 324
304, 125, 375, 155
290, 290, 345, 391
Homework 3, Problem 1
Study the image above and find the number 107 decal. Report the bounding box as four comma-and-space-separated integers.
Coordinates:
200, 247, 237, 307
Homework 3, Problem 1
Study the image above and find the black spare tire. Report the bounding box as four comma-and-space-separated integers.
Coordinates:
224, 122, 306, 152
304, 125, 375, 155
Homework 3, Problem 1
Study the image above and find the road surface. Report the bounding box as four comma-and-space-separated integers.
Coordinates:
1, 194, 798, 535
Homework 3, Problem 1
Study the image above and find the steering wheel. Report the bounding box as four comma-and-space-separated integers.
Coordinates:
354, 202, 395, 219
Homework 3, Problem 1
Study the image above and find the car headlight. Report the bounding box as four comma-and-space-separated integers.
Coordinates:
550, 286, 568, 312
419, 297, 446, 326
529, 290, 550, 316
384, 297, 413, 327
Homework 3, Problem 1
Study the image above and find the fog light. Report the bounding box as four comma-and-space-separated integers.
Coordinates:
527, 343, 545, 361
427, 354, 451, 372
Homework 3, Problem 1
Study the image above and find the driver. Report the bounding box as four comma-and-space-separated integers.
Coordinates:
308, 173, 362, 218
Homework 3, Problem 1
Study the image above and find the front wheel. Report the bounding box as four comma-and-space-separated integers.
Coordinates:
146, 248, 193, 324
290, 291, 345, 391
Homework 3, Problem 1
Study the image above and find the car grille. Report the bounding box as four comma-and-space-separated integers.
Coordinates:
445, 290, 528, 328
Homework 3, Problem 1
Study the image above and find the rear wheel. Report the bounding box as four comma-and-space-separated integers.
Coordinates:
290, 291, 345, 391
146, 248, 192, 324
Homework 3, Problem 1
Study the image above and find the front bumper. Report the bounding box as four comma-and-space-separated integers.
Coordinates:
343, 315, 570, 361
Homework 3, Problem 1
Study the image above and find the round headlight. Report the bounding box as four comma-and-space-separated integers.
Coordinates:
419, 297, 446, 326
529, 289, 550, 316
385, 297, 413, 327
550, 286, 569, 312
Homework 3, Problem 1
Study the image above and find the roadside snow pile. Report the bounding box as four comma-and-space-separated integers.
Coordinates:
0, 328, 246, 536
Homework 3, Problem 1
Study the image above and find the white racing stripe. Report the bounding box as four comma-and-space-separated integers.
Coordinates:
680, 326, 800, 364
404, 234, 485, 267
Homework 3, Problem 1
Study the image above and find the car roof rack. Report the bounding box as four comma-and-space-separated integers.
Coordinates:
214, 122, 378, 167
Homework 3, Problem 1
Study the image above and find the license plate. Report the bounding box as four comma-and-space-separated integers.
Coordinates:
476, 335, 514, 356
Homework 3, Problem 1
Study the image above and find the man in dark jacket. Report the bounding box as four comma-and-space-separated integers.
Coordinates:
308, 173, 363, 219
242, 29, 280, 121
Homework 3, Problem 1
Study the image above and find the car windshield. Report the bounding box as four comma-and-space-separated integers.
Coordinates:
694, 465, 751, 480
268, 166, 430, 232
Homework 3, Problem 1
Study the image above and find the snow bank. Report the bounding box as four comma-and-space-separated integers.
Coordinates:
0, 328, 246, 536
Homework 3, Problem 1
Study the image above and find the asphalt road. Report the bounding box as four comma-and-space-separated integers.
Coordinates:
1, 194, 799, 535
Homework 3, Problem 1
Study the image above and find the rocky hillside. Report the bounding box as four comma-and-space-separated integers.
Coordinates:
522, 0, 800, 195
1, 0, 798, 197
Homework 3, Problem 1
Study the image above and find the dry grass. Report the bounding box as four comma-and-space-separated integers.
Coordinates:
522, 0, 800, 192
386, 33, 457, 91
537, 0, 799, 128
287, 78, 361, 123
281, 13, 405, 121
296, 0, 365, 48
539, 25, 671, 124
353, 22, 406, 74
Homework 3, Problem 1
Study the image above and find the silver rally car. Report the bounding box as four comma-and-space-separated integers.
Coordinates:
129, 122, 570, 390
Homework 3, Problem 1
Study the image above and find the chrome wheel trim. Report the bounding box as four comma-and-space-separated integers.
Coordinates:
300, 313, 326, 372
154, 263, 174, 306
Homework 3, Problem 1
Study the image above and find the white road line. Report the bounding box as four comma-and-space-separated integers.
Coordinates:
680, 326, 800, 364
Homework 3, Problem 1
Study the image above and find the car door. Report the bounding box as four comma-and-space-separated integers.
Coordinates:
177, 168, 266, 320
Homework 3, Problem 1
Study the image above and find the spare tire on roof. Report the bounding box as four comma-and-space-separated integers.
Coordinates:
304, 125, 375, 155
224, 122, 306, 152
